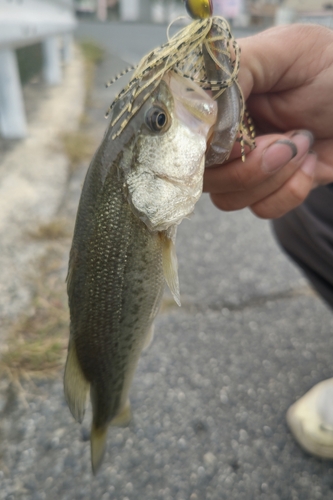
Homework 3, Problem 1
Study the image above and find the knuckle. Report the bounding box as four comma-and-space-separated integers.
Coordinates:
288, 176, 309, 205
251, 204, 274, 219
210, 194, 241, 212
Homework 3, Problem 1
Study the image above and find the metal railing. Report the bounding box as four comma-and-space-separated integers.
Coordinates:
0, 0, 77, 138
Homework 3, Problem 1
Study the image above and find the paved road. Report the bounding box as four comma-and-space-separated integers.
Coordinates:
1, 20, 333, 500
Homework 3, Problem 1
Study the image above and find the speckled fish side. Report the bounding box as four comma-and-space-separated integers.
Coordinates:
64, 71, 217, 473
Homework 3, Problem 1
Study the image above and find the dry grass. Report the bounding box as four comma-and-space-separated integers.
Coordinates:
28, 217, 70, 240
0, 247, 69, 377
80, 40, 104, 101
60, 130, 95, 172
79, 40, 104, 66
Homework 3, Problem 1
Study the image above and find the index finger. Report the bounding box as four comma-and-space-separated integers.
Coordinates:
203, 134, 290, 193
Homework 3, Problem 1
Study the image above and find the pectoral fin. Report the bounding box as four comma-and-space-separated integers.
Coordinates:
161, 234, 181, 306
64, 339, 89, 423
143, 324, 155, 351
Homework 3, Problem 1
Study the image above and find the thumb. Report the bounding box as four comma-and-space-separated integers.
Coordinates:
203, 130, 312, 194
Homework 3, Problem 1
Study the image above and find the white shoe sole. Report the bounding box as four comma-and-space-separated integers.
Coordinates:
287, 378, 333, 459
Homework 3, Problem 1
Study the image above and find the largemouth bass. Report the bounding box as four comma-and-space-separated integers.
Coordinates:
64, 71, 217, 473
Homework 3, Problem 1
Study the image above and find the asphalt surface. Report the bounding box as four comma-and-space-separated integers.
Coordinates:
1, 20, 333, 500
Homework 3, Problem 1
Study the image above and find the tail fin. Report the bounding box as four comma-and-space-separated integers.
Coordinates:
90, 399, 132, 473
64, 339, 89, 423
91, 424, 108, 475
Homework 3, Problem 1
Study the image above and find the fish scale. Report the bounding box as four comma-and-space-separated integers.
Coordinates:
69, 156, 165, 408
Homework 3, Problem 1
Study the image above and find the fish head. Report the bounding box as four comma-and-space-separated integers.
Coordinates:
123, 71, 217, 232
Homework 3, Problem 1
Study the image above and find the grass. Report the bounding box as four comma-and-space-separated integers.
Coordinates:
79, 40, 104, 101
79, 40, 104, 66
0, 248, 69, 377
60, 130, 95, 172
28, 217, 70, 240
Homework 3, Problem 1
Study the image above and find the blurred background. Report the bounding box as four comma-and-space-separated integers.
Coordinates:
1, 1, 333, 499
1, 0, 332, 141
0, 0, 331, 138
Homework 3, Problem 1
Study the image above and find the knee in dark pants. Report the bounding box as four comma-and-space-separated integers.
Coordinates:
272, 215, 297, 258
270, 188, 333, 309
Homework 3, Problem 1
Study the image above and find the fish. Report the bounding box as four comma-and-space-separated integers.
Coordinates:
203, 22, 243, 167
64, 70, 217, 473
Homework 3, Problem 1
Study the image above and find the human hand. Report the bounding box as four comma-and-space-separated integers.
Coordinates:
203, 24, 333, 219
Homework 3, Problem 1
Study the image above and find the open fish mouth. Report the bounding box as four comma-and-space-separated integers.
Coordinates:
167, 72, 217, 139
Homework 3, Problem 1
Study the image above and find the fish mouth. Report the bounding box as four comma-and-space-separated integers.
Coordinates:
166, 72, 217, 138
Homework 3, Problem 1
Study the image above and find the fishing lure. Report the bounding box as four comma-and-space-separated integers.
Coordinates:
105, 6, 255, 162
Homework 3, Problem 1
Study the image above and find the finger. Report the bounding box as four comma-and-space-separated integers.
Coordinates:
203, 131, 312, 194
220, 139, 248, 163
212, 146, 313, 211
308, 138, 333, 186
204, 135, 293, 193
237, 24, 333, 99
238, 26, 333, 136
250, 152, 317, 219
210, 158, 300, 212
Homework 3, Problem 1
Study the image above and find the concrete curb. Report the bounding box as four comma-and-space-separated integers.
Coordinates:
0, 45, 85, 332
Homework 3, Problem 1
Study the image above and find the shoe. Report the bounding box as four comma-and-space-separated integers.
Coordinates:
287, 378, 333, 459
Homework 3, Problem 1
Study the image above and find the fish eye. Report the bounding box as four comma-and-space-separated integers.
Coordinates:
145, 107, 168, 132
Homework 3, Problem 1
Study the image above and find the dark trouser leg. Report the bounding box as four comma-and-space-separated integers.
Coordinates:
272, 184, 333, 309
273, 185, 333, 458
